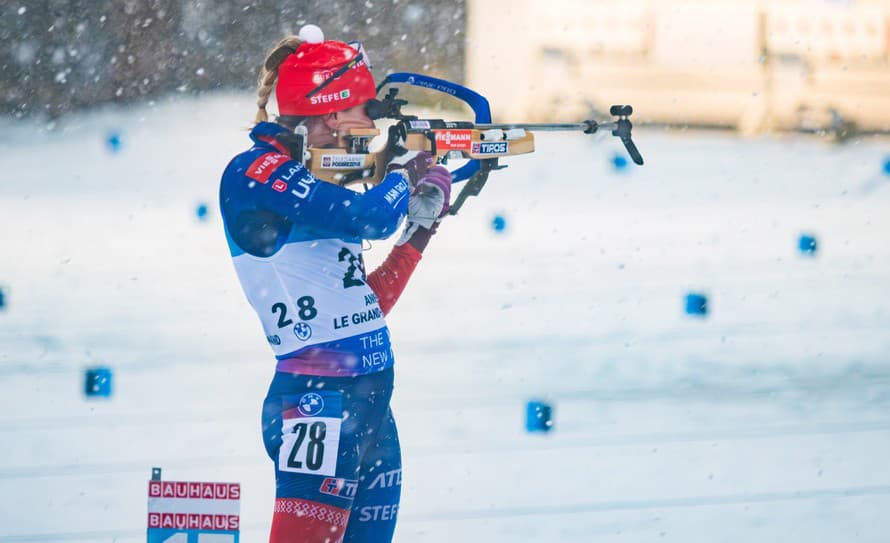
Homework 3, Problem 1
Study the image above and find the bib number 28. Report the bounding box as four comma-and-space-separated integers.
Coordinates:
279, 416, 341, 476
287, 421, 326, 470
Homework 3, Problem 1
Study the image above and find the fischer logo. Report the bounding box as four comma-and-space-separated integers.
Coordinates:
472, 141, 508, 155
321, 154, 365, 169
147, 513, 239, 531
319, 477, 358, 498
246, 153, 288, 183
435, 130, 473, 151
310, 89, 351, 105
148, 481, 241, 500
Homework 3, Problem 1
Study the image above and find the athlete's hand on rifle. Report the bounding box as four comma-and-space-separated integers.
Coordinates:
386, 150, 434, 188
412, 166, 451, 223
396, 166, 451, 250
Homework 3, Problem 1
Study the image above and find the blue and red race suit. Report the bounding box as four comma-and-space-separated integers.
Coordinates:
220, 121, 423, 542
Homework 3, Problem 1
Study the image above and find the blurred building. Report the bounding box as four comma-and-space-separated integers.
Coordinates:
466, 0, 890, 135
0, 0, 466, 119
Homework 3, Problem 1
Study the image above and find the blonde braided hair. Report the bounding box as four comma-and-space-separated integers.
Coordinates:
254, 36, 302, 124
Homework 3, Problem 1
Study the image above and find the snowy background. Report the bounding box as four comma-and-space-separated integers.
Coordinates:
1, 93, 890, 542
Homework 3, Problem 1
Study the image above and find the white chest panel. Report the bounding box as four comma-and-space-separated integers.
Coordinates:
231, 238, 386, 358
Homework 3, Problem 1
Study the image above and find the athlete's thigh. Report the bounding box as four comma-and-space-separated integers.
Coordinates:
263, 372, 394, 543
343, 408, 402, 543
264, 387, 355, 542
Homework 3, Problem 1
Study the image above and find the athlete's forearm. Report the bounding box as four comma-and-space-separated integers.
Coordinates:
367, 242, 423, 316
366, 225, 439, 315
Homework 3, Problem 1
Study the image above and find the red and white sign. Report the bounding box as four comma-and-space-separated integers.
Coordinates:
148, 481, 240, 532
149, 481, 240, 500
147, 513, 240, 531
434, 130, 473, 151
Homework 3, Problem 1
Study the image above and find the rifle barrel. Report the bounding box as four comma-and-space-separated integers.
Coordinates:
473, 122, 617, 132
474, 123, 584, 131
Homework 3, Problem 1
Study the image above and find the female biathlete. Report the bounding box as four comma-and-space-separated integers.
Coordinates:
219, 26, 450, 543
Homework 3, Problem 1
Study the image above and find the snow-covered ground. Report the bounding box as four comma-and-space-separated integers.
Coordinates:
1, 93, 889, 542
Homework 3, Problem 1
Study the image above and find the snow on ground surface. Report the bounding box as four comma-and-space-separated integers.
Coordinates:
1, 93, 889, 542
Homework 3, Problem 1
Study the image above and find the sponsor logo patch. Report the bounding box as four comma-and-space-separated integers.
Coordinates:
272, 179, 287, 192
148, 481, 241, 500
298, 392, 325, 416
309, 88, 351, 105
319, 477, 359, 498
321, 154, 366, 169
293, 322, 312, 341
435, 129, 473, 151
147, 513, 239, 531
246, 152, 288, 183
368, 468, 402, 489
471, 141, 508, 155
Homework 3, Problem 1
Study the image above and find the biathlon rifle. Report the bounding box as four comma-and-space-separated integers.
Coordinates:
299, 72, 644, 215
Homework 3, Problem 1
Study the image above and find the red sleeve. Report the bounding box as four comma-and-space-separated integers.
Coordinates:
366, 243, 423, 316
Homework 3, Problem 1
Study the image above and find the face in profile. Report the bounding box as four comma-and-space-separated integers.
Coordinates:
333, 103, 376, 133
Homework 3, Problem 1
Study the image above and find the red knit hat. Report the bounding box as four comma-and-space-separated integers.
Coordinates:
276, 37, 376, 116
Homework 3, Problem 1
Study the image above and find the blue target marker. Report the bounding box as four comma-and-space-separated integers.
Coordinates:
798, 234, 818, 255
685, 293, 708, 317
195, 202, 209, 221
0, 286, 6, 310
611, 153, 628, 171
491, 214, 507, 233
882, 156, 890, 177
84, 367, 113, 398
526, 400, 553, 433
106, 131, 123, 153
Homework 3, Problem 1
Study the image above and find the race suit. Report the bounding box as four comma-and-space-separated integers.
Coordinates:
220, 121, 421, 543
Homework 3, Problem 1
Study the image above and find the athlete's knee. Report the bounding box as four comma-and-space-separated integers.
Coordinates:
270, 497, 350, 543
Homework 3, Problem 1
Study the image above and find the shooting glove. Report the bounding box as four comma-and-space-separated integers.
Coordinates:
386, 150, 434, 187
395, 166, 452, 251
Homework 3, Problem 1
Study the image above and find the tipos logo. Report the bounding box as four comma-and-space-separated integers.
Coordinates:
471, 141, 508, 155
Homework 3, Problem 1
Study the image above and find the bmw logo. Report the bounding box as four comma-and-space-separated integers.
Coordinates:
293, 322, 312, 341
298, 393, 324, 416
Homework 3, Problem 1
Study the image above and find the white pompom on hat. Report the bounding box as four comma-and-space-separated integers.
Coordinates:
297, 24, 324, 44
